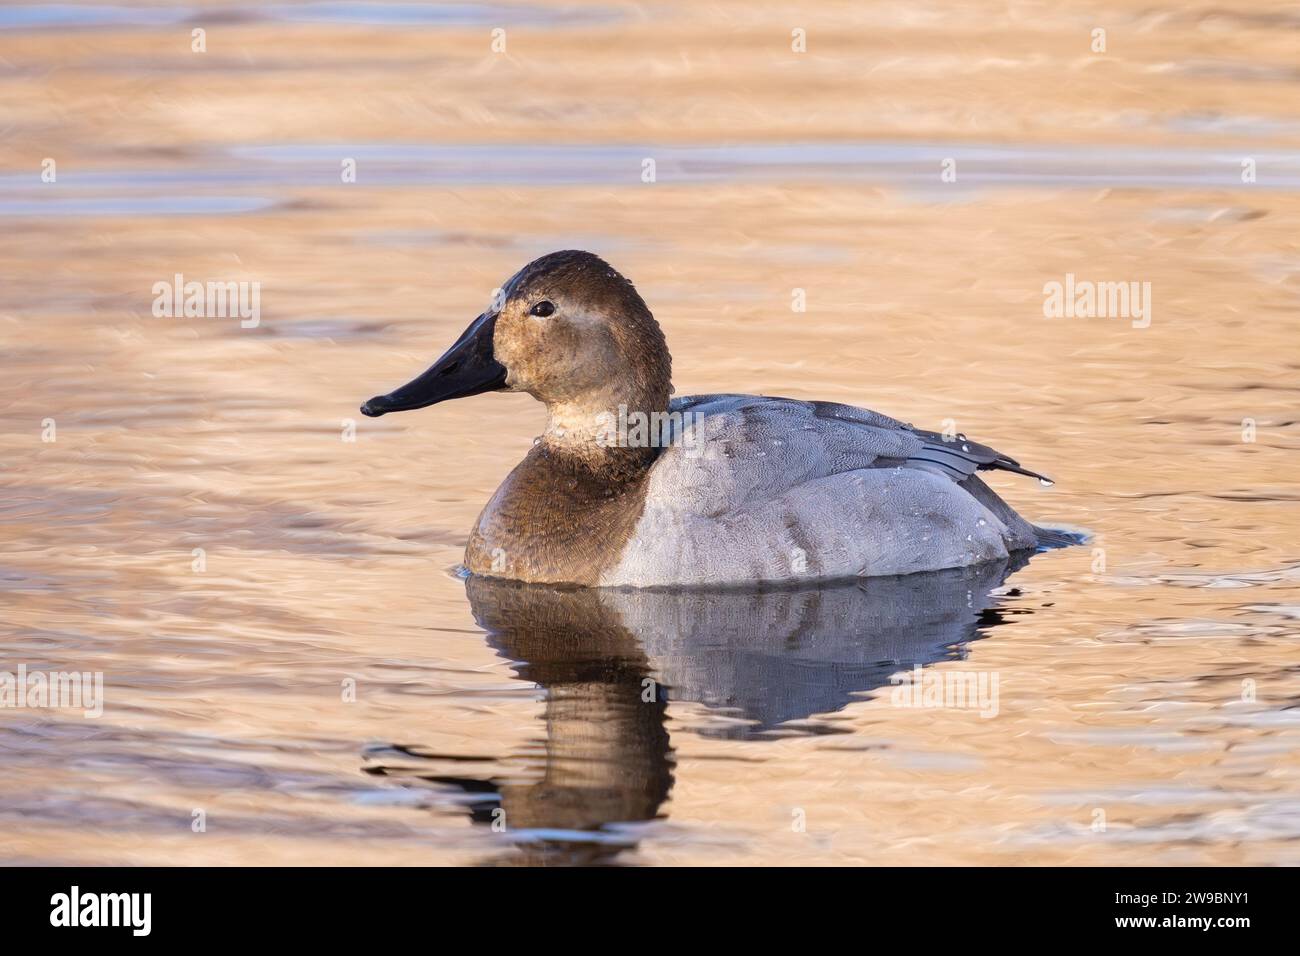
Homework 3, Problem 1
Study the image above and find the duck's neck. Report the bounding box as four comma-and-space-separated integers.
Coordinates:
539, 381, 670, 478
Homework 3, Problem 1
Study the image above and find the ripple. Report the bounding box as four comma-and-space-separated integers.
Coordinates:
0, 195, 275, 217
0, 3, 617, 32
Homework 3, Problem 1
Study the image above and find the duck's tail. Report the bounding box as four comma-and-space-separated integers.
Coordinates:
1033, 524, 1089, 550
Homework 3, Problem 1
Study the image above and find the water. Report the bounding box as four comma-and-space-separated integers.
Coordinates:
0, 4, 613, 31
2, 0, 1298, 866
2, 143, 1300, 203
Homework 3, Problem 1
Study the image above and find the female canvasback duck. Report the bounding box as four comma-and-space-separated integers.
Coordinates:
361, 250, 1070, 587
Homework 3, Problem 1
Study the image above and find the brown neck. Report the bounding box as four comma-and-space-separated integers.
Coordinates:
542, 434, 662, 486
539, 371, 671, 479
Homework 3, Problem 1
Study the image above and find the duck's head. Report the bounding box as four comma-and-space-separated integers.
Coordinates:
360, 251, 671, 432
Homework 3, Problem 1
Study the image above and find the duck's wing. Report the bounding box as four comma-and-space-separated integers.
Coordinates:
663, 394, 1049, 507
889, 423, 1052, 484
604, 394, 1053, 585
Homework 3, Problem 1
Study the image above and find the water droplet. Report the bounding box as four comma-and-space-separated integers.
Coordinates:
962, 444, 970, 452
1038, 477, 1055, 488
977, 518, 987, 526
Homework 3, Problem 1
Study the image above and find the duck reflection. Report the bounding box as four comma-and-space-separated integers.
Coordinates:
379, 556, 1029, 865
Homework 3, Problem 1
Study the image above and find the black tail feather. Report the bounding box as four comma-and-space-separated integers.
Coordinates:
986, 456, 1052, 485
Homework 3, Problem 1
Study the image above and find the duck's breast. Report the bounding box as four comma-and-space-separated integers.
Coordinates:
467, 444, 650, 586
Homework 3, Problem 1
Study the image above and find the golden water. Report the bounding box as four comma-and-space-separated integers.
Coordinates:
2, 1, 1298, 865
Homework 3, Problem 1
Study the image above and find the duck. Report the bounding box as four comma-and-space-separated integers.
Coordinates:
361, 250, 1073, 587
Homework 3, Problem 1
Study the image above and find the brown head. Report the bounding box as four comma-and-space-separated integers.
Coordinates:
361, 251, 672, 454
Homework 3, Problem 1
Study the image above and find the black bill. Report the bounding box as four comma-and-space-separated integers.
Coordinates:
361, 312, 507, 417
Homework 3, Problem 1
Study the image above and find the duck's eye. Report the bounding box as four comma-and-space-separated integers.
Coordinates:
529, 300, 556, 318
